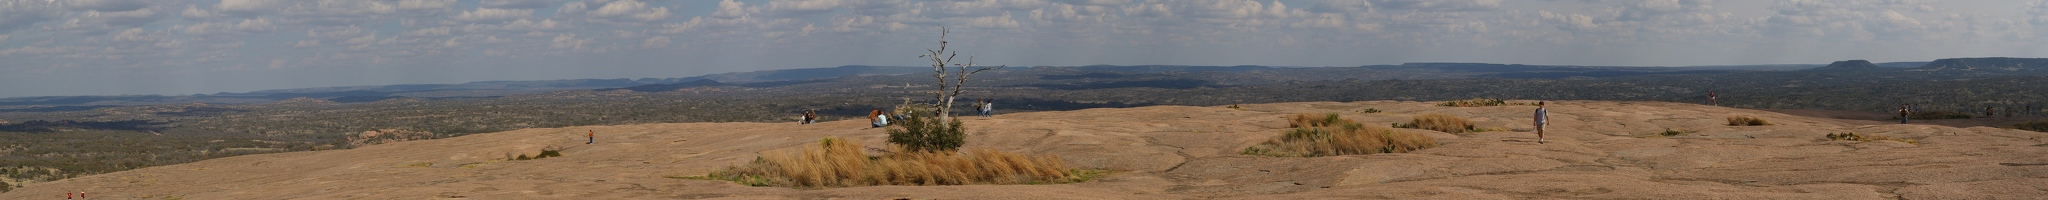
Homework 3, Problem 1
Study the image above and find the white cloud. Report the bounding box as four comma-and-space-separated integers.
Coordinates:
643, 36, 671, 48
453, 8, 535, 23
482, 0, 559, 9
58, 7, 161, 34
0, 0, 63, 33
64, 0, 149, 11
590, 0, 671, 22
397, 0, 459, 13
215, 0, 289, 15
181, 17, 276, 35
767, 0, 841, 17
1367, 0, 1499, 12
401, 26, 452, 37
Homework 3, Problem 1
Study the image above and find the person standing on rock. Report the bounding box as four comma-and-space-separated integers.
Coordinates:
1709, 90, 1718, 106
1898, 104, 1912, 124
981, 99, 994, 117
1534, 101, 1549, 144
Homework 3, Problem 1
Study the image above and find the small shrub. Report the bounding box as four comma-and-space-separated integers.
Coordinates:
2013, 120, 2048, 132
1825, 132, 1917, 144
886, 106, 965, 153
1438, 98, 1506, 107
695, 137, 1080, 187
509, 145, 564, 161
405, 162, 434, 167
1393, 114, 1476, 134
1226, 104, 1241, 109
1359, 108, 1382, 113
1727, 116, 1771, 126
1656, 128, 1693, 137
1246, 114, 1438, 157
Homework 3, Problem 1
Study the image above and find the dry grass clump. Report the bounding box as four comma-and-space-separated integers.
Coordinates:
1825, 132, 1918, 144
1726, 116, 1772, 126
692, 137, 1095, 188
1438, 98, 1506, 107
506, 145, 564, 161
1656, 127, 1694, 137
1393, 114, 1477, 134
1244, 113, 1438, 157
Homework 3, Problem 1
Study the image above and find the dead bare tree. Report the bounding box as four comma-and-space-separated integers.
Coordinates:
918, 27, 1003, 123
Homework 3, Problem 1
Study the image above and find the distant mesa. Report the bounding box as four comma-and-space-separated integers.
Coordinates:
1809, 60, 1882, 71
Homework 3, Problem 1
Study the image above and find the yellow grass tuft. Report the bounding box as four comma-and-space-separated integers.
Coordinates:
694, 137, 1090, 188
1393, 114, 1477, 134
1727, 116, 1772, 126
1245, 113, 1439, 157
1438, 98, 1506, 107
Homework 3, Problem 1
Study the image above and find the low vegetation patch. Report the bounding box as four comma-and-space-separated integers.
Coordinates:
506, 145, 564, 161
1437, 98, 1507, 107
1726, 116, 1772, 126
886, 106, 965, 153
1392, 114, 1478, 134
1825, 132, 1918, 144
1358, 108, 1382, 113
1244, 113, 1438, 157
1898, 110, 1974, 120
2014, 120, 2048, 132
1656, 127, 1694, 137
691, 138, 1094, 187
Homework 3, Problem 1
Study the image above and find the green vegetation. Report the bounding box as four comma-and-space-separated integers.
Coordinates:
508, 146, 564, 161
1726, 116, 1772, 126
693, 137, 1083, 187
1358, 108, 1382, 113
1393, 114, 1478, 134
1825, 132, 1918, 144
1438, 98, 1506, 107
1244, 114, 1438, 157
886, 106, 966, 153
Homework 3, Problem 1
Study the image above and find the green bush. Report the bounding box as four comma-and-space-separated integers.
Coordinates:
1897, 110, 1974, 120
1726, 116, 1771, 126
886, 106, 966, 153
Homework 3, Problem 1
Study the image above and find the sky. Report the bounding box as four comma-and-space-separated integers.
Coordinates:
3, 0, 2048, 98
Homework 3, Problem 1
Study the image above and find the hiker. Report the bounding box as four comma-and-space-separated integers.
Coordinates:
1898, 104, 1911, 124
1534, 101, 1548, 144
1987, 106, 1996, 117
586, 130, 594, 144
800, 109, 817, 124
1708, 90, 1717, 106
980, 99, 994, 117
870, 110, 889, 128
972, 99, 984, 116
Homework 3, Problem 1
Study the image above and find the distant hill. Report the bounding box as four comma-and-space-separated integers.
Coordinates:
1802, 60, 1889, 72
1917, 57, 2048, 71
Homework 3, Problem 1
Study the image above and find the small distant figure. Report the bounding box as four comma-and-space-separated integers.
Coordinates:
980, 99, 994, 117
1708, 90, 1717, 106
2005, 106, 2013, 117
800, 109, 818, 124
1534, 101, 1549, 144
67, 192, 73, 199
1898, 104, 1911, 124
971, 99, 984, 116
870, 110, 890, 128
1987, 106, 1996, 117
586, 130, 595, 144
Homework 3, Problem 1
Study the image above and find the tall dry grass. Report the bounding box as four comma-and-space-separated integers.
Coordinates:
696, 137, 1086, 187
1394, 114, 1476, 134
1244, 113, 1439, 157
1438, 98, 1507, 107
1727, 116, 1772, 126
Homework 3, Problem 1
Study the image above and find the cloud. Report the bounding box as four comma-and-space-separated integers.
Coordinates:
181, 17, 276, 35
57, 7, 162, 34
585, 0, 671, 23
397, 0, 459, 14
215, 0, 289, 15
1308, 0, 1371, 13
643, 36, 671, 48
1367, 0, 1499, 12
767, 0, 842, 17
453, 8, 535, 23
0, 0, 62, 33
64, 0, 150, 11
482, 0, 560, 9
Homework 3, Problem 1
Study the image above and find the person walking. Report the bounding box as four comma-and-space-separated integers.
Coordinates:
1708, 90, 1718, 106
1534, 101, 1549, 144
586, 130, 594, 144
981, 99, 994, 117
1898, 104, 1912, 124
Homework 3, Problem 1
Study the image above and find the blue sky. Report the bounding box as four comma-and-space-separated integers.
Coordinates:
2, 0, 2047, 97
